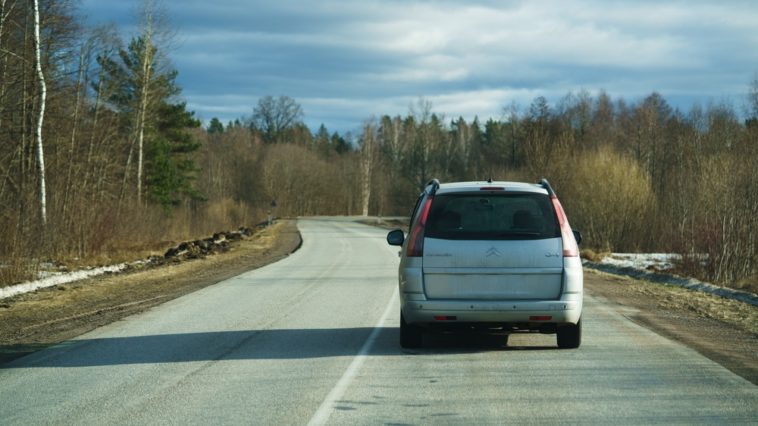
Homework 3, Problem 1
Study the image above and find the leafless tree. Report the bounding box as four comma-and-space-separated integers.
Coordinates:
251, 95, 304, 143
748, 72, 758, 120
360, 119, 376, 216
135, 2, 153, 204
32, 0, 47, 226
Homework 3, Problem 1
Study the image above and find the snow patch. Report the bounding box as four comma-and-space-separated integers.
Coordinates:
598, 253, 680, 271
584, 253, 758, 307
0, 264, 127, 300
0, 226, 258, 301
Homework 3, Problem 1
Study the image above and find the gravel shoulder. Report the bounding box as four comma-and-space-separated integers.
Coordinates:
585, 269, 757, 384
0, 220, 302, 365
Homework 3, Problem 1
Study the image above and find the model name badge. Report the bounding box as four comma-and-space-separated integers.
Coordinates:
545, 253, 561, 257
428, 253, 453, 257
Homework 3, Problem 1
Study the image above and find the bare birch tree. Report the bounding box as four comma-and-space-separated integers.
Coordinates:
0, 0, 13, 133
409, 98, 435, 188
749, 72, 758, 120
134, 3, 156, 204
360, 120, 376, 216
32, 0, 47, 225
135, 0, 161, 204
0, 0, 14, 205
118, 0, 172, 205
61, 39, 89, 217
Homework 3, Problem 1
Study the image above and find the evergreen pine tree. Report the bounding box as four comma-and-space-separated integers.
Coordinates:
96, 36, 203, 209
207, 117, 224, 134
146, 102, 203, 207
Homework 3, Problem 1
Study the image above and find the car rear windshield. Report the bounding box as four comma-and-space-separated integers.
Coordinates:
425, 193, 560, 240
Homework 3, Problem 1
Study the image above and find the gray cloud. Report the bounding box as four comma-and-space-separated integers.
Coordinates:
81, 0, 758, 133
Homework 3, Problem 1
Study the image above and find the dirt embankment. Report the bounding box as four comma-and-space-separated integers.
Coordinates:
0, 220, 302, 364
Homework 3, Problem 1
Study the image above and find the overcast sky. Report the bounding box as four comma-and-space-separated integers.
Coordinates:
80, 0, 758, 133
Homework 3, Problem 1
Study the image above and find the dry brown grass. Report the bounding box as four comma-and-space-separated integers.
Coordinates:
587, 268, 758, 335
0, 259, 39, 289
0, 198, 266, 288
580, 248, 609, 262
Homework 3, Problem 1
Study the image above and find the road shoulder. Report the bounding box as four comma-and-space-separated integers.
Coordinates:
585, 269, 757, 384
0, 220, 302, 365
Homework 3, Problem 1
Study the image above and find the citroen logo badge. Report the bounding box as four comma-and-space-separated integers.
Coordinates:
486, 247, 501, 257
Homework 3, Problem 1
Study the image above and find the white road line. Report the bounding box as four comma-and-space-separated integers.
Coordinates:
307, 286, 398, 426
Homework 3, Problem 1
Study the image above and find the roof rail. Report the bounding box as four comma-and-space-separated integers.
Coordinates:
539, 178, 555, 196
425, 178, 441, 195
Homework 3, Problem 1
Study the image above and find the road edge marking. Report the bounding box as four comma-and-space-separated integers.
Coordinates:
307, 286, 398, 426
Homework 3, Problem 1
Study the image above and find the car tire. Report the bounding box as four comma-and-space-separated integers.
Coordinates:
400, 312, 423, 348
557, 319, 581, 349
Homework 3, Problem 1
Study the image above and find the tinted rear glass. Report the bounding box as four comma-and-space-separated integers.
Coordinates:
425, 193, 560, 240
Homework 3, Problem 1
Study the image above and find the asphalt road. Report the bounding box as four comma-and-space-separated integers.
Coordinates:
1, 218, 756, 425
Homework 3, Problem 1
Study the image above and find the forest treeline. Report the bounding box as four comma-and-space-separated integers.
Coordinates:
1, 1, 756, 290
236, 89, 758, 290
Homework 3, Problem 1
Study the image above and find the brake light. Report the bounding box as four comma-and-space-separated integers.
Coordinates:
480, 187, 504, 191
550, 195, 579, 257
406, 196, 433, 257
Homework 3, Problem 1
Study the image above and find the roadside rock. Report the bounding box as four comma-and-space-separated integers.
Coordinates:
115, 227, 260, 274
162, 227, 254, 262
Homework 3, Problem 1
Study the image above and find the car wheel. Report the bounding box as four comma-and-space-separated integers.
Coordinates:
557, 319, 581, 349
400, 312, 423, 348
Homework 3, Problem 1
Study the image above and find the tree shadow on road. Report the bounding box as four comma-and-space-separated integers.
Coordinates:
0, 326, 558, 369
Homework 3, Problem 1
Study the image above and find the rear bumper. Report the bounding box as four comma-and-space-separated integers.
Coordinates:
400, 293, 582, 325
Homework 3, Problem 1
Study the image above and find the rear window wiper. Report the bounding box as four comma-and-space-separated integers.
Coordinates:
494, 231, 543, 238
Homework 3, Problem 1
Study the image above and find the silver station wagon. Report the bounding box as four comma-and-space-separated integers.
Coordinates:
387, 179, 583, 349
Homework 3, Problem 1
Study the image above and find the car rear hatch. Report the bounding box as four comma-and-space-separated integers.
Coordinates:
422, 191, 563, 300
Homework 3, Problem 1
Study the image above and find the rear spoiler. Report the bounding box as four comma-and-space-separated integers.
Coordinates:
424, 178, 440, 196
539, 178, 555, 196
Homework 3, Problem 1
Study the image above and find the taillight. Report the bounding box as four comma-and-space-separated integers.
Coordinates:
406, 196, 433, 257
550, 195, 579, 257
